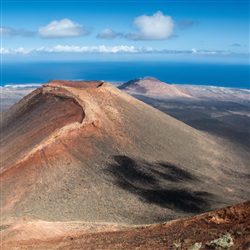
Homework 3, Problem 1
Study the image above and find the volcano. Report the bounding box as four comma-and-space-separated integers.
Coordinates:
1, 80, 249, 247
119, 77, 192, 98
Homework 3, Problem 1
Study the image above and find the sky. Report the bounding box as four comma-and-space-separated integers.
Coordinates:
1, 0, 249, 63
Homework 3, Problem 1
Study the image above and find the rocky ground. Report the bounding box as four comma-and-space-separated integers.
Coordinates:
1, 201, 249, 249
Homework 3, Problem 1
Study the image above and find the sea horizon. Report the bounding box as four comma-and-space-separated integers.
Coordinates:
2, 61, 249, 89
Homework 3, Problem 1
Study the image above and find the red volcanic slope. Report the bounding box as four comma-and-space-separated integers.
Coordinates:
1, 80, 249, 227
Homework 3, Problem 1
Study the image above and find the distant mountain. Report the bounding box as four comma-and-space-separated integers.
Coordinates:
1, 80, 249, 248
119, 77, 250, 102
119, 77, 192, 98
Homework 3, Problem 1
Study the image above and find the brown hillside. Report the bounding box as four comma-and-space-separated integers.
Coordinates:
0, 80, 249, 227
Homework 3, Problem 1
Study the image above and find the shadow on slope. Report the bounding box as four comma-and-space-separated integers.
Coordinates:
108, 156, 212, 213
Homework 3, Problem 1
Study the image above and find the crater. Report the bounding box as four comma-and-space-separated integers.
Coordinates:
47, 80, 104, 89
1, 91, 85, 171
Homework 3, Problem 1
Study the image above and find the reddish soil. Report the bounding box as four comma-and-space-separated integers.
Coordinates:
46, 80, 104, 89
1, 201, 249, 249
56, 201, 250, 250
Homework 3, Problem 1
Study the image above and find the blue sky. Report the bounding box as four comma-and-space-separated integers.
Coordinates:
1, 0, 249, 63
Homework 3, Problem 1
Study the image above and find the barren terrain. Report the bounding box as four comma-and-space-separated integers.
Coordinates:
1, 80, 249, 249
2, 201, 249, 249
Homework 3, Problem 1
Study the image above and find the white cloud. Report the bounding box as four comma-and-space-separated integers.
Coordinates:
0, 27, 12, 35
127, 11, 174, 40
0, 47, 31, 54
38, 18, 90, 38
1, 45, 140, 55
0, 26, 35, 37
0, 48, 11, 54
192, 48, 216, 55
97, 28, 122, 39
15, 47, 32, 54
37, 45, 138, 53
191, 49, 230, 55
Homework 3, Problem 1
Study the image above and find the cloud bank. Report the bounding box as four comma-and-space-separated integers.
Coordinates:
4, 84, 42, 89
38, 18, 90, 38
1, 46, 230, 56
0, 47, 32, 54
1, 45, 141, 54
191, 49, 230, 55
37, 45, 139, 53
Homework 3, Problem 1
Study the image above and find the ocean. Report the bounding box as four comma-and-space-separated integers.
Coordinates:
1, 61, 249, 89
